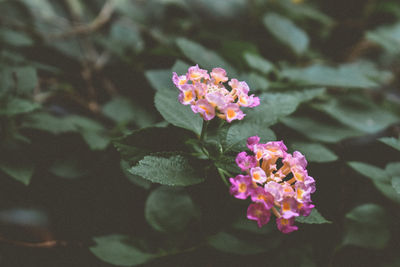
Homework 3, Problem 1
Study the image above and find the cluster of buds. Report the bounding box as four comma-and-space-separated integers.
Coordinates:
229, 136, 316, 233
172, 65, 260, 122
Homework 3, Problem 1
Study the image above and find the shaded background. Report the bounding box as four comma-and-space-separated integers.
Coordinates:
0, 0, 400, 266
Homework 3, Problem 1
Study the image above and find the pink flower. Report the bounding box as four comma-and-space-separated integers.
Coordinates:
298, 202, 314, 217
228, 78, 240, 90
221, 103, 245, 123
236, 81, 250, 95
283, 150, 307, 169
294, 182, 312, 203
172, 72, 187, 87
248, 95, 260, 108
210, 68, 228, 84
264, 181, 283, 202
247, 136, 260, 150
229, 175, 252, 199
264, 141, 287, 159
247, 203, 271, 228
192, 99, 215, 121
228, 138, 317, 234
280, 197, 299, 219
250, 167, 267, 184
235, 152, 257, 171
276, 217, 298, 234
178, 84, 196, 105
205, 91, 228, 109
187, 64, 209, 82
172, 65, 259, 123
237, 94, 260, 108
250, 187, 274, 209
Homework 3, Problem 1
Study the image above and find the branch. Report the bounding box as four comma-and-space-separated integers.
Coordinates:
0, 235, 67, 248
50, 0, 115, 39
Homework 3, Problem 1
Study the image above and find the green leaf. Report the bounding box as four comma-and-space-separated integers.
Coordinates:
49, 157, 89, 179
243, 52, 274, 74
0, 29, 33, 46
280, 115, 363, 143
23, 113, 109, 150
208, 232, 278, 255
314, 96, 398, 134
263, 13, 309, 55
145, 186, 198, 232
0, 161, 34, 185
290, 142, 338, 162
245, 88, 325, 126
296, 208, 332, 224
379, 137, 400, 152
22, 112, 77, 134
145, 69, 174, 91
348, 162, 400, 204
114, 126, 191, 162
80, 131, 109, 151
130, 152, 205, 186
225, 121, 276, 151
386, 162, 400, 177
343, 203, 390, 249
154, 89, 203, 135
171, 60, 191, 74
386, 162, 400, 194
121, 160, 151, 189
348, 162, 389, 183
90, 235, 155, 266
144, 60, 190, 92
64, 116, 110, 150
102, 97, 155, 128
0, 68, 14, 94
277, 0, 333, 26
108, 19, 143, 54
0, 98, 40, 116
176, 38, 237, 76
14, 67, 38, 93
240, 72, 270, 91
366, 22, 400, 55
282, 61, 391, 88
392, 176, 400, 194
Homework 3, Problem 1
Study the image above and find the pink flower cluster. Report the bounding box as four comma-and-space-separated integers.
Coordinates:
172, 65, 260, 122
229, 136, 316, 233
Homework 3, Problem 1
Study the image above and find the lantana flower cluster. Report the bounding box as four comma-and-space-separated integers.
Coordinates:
229, 136, 316, 233
172, 65, 260, 122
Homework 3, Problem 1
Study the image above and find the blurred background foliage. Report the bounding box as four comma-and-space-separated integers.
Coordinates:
0, 0, 400, 266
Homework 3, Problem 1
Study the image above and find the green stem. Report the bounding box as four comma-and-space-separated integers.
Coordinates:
198, 120, 210, 158
199, 120, 209, 142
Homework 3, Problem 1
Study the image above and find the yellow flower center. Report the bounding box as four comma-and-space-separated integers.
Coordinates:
282, 202, 290, 212
227, 109, 236, 119
199, 105, 210, 115
184, 91, 193, 102
238, 183, 247, 193
253, 172, 261, 180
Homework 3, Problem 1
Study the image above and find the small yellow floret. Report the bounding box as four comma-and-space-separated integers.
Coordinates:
238, 183, 247, 193
227, 109, 236, 119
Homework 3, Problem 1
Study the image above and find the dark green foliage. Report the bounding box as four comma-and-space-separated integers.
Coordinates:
0, 0, 399, 266
342, 204, 390, 249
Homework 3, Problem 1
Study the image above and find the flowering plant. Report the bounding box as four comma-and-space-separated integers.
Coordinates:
2, 1, 398, 266
172, 65, 259, 122
230, 136, 315, 233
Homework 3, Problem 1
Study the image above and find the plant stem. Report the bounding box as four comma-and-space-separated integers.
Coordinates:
199, 120, 209, 142
198, 120, 210, 158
